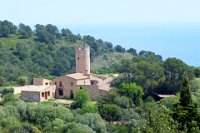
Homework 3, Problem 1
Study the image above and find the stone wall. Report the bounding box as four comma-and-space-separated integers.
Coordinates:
76, 45, 90, 74
40, 85, 56, 102
33, 78, 52, 86
21, 91, 40, 102
63, 85, 106, 100
53, 76, 91, 99
20, 85, 56, 102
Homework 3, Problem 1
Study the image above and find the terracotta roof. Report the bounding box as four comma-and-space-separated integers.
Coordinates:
15, 85, 55, 92
66, 73, 89, 80
90, 74, 102, 81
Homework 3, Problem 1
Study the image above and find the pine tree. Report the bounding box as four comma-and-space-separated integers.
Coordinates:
172, 73, 200, 132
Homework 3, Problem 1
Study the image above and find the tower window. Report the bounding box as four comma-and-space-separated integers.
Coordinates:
71, 82, 73, 86
59, 81, 62, 87
77, 57, 79, 60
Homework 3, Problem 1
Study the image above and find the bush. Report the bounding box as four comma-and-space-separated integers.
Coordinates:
0, 88, 14, 96
67, 123, 95, 133
79, 102, 98, 114
74, 89, 90, 108
114, 96, 131, 109
75, 113, 107, 133
2, 93, 18, 105
18, 76, 28, 86
101, 104, 121, 121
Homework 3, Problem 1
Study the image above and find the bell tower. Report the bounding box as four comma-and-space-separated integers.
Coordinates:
76, 44, 90, 74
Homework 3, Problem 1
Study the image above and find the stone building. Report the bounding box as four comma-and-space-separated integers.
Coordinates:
15, 44, 113, 101
18, 85, 56, 102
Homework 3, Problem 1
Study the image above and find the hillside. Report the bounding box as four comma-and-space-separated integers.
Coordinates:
0, 20, 200, 133
91, 52, 134, 73
0, 20, 200, 96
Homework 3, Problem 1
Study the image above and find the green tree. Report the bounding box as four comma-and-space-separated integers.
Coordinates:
139, 50, 162, 61
0, 88, 14, 96
145, 102, 178, 133
74, 89, 90, 108
18, 76, 28, 86
45, 24, 59, 35
18, 23, 32, 38
0, 20, 17, 37
114, 58, 165, 96
119, 83, 144, 105
162, 58, 194, 94
0, 76, 4, 86
35, 24, 58, 43
75, 113, 107, 133
126, 48, 137, 56
102, 104, 121, 121
2, 93, 18, 105
114, 96, 131, 109
97, 89, 119, 112
67, 123, 95, 133
172, 74, 200, 132
61, 28, 78, 42
79, 102, 98, 114
194, 68, 200, 78
114, 45, 125, 53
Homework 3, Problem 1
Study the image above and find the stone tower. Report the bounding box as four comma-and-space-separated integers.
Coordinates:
76, 44, 90, 74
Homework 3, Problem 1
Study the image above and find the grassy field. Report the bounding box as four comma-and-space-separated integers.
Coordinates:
38, 99, 96, 107
38, 99, 75, 107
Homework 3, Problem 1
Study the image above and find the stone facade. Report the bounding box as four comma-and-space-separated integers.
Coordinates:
33, 78, 52, 86
52, 73, 91, 99
15, 44, 113, 102
76, 44, 90, 74
20, 85, 56, 102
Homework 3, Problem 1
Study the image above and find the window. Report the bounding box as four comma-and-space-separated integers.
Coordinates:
50, 82, 51, 85
59, 90, 63, 96
84, 81, 86, 83
42, 92, 44, 97
55, 82, 57, 85
70, 90, 74, 99
91, 81, 95, 85
45, 82, 48, 85
48, 91, 50, 96
77, 57, 79, 60
71, 82, 73, 86
59, 81, 62, 87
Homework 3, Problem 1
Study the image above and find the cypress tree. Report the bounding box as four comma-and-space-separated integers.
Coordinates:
172, 73, 200, 132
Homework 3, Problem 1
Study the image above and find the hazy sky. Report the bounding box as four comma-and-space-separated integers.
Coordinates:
1, 0, 200, 26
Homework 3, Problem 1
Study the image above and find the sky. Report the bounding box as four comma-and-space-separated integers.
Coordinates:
0, 0, 200, 66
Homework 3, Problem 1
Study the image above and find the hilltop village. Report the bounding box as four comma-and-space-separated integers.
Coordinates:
15, 44, 113, 102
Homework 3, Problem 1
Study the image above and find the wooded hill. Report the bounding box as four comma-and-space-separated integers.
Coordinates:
0, 20, 200, 133
0, 20, 200, 96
